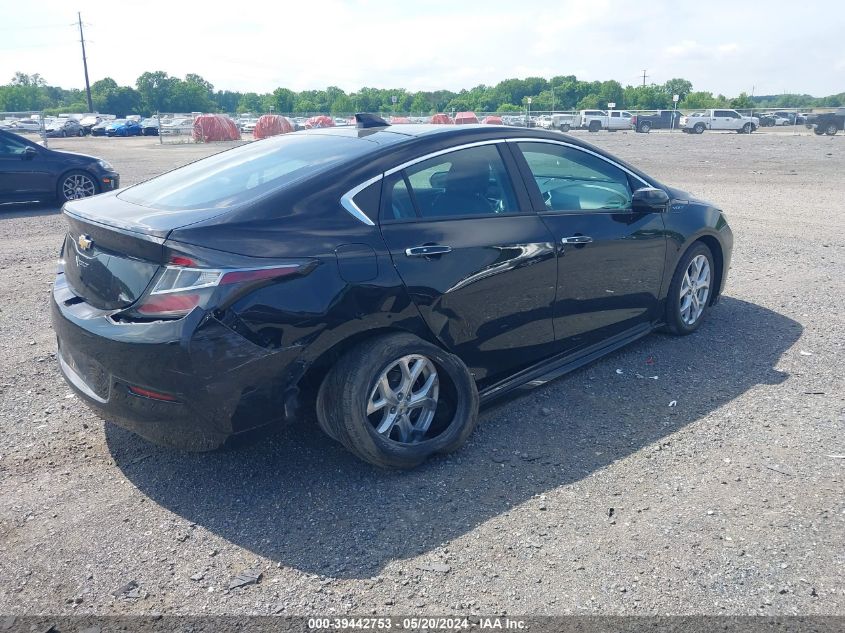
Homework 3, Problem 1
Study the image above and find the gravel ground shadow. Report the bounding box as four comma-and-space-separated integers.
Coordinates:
0, 202, 61, 218
107, 297, 801, 579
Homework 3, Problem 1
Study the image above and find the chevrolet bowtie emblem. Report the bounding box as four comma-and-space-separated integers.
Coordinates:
77, 234, 93, 251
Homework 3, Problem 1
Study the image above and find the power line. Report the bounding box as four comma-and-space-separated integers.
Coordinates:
0, 22, 75, 31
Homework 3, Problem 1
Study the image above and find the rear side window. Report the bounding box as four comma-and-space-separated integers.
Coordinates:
385, 144, 518, 220
517, 142, 632, 212
119, 134, 373, 211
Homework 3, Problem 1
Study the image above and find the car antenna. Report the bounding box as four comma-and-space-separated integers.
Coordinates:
355, 113, 390, 129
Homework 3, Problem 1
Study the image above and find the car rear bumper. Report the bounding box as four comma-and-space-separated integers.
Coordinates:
51, 274, 305, 450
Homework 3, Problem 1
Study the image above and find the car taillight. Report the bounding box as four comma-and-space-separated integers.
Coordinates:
132, 263, 302, 319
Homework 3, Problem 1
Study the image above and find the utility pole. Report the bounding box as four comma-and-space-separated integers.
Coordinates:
641, 69, 649, 88
77, 12, 93, 112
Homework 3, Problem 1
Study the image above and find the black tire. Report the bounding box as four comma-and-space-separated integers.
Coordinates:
588, 120, 601, 132
813, 127, 825, 135
662, 242, 715, 336
561, 124, 571, 132
825, 123, 838, 136
61, 130, 67, 138
694, 123, 705, 134
316, 333, 479, 469
740, 123, 752, 134
639, 122, 651, 133
77, 129, 84, 137
57, 170, 99, 202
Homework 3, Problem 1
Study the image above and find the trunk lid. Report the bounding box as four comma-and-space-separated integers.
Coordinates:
60, 192, 238, 311
62, 209, 164, 311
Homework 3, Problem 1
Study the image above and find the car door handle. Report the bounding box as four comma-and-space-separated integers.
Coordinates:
560, 235, 593, 244
405, 245, 452, 257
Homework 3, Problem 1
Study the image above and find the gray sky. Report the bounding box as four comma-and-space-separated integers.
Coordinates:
1, 0, 842, 96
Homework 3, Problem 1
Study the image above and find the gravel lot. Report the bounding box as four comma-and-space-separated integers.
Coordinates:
0, 128, 842, 617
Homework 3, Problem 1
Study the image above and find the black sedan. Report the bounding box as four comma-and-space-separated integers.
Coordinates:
0, 129, 119, 205
51, 115, 732, 468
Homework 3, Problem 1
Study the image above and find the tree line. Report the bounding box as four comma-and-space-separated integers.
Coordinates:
1, 71, 842, 116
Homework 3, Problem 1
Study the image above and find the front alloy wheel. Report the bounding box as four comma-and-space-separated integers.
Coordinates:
679, 254, 711, 326
663, 242, 715, 335
59, 171, 97, 201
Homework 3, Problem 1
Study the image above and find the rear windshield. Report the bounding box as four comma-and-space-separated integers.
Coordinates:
118, 133, 372, 211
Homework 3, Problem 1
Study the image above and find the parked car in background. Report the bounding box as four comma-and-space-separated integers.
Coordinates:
50, 115, 732, 468
768, 113, 791, 126
160, 117, 194, 135
239, 119, 258, 133
757, 113, 776, 127
772, 111, 797, 125
550, 112, 581, 132
0, 128, 119, 204
580, 110, 633, 132
90, 120, 111, 136
11, 118, 43, 132
45, 119, 84, 138
631, 110, 683, 133
680, 109, 758, 134
805, 108, 844, 136
105, 119, 142, 137
535, 115, 553, 129
140, 117, 161, 136
78, 115, 103, 135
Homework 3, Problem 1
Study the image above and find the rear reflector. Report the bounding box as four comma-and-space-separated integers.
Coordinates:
169, 255, 197, 267
219, 265, 300, 285
136, 293, 200, 315
128, 386, 178, 402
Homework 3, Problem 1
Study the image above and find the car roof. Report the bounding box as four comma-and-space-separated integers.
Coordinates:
301, 123, 595, 148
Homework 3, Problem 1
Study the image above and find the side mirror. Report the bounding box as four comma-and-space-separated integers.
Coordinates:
22, 146, 37, 161
632, 187, 670, 212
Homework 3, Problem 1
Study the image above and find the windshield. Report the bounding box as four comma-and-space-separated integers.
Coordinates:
118, 133, 374, 211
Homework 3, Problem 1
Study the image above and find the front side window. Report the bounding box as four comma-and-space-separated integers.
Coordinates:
386, 144, 518, 220
0, 134, 28, 156
517, 142, 632, 212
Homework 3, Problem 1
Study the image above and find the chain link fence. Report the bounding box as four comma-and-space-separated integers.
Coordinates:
0, 111, 50, 146
4, 106, 832, 147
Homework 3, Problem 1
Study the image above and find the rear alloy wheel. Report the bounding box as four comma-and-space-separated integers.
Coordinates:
588, 120, 601, 132
694, 123, 705, 134
640, 122, 651, 133
561, 124, 571, 132
662, 243, 715, 335
813, 127, 825, 135
58, 170, 98, 202
316, 333, 479, 469
826, 123, 838, 136
741, 123, 753, 134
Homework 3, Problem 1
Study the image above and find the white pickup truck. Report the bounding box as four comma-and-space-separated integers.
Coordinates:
550, 112, 582, 132
580, 109, 633, 132
680, 109, 759, 134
